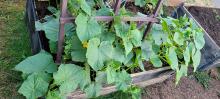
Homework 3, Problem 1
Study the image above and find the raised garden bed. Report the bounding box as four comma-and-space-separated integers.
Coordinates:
20, 0, 217, 99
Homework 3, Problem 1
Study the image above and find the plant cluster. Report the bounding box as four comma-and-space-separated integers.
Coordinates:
15, 0, 205, 99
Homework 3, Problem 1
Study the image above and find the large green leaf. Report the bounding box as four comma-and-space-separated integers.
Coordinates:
15, 50, 57, 74
100, 41, 125, 63
100, 32, 115, 43
53, 64, 81, 85
75, 13, 101, 42
35, 18, 74, 42
192, 50, 201, 72
53, 64, 90, 96
86, 38, 107, 71
167, 47, 179, 70
18, 73, 51, 99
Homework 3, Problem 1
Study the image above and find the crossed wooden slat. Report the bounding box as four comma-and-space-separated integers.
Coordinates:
56, 0, 165, 63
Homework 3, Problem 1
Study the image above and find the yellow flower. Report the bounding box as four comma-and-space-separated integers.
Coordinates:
82, 41, 88, 48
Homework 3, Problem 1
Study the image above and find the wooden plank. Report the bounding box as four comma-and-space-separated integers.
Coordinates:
60, 16, 158, 24
67, 67, 173, 99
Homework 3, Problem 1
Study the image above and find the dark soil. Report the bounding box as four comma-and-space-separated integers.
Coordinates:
188, 6, 220, 46
142, 75, 220, 99
125, 2, 153, 15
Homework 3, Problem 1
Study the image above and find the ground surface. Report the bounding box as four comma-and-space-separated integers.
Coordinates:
143, 75, 220, 99
188, 6, 220, 46
0, 0, 31, 98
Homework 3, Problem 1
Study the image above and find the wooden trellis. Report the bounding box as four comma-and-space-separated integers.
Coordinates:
56, 0, 164, 63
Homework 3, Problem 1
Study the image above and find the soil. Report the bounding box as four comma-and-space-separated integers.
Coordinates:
188, 6, 220, 46
142, 75, 220, 99
125, 2, 152, 15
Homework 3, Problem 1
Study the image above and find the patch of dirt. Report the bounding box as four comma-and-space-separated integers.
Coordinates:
188, 6, 220, 46
142, 75, 220, 99
125, 2, 153, 15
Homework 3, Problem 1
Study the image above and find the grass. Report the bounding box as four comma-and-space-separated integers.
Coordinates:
0, 0, 31, 98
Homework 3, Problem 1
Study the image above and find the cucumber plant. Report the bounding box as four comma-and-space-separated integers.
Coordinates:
14, 0, 205, 99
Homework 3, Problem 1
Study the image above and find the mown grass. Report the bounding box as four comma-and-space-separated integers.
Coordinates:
0, 0, 31, 98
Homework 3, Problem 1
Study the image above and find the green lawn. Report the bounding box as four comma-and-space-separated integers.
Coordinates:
0, 0, 31, 98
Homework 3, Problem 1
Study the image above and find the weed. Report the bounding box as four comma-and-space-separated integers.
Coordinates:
194, 71, 211, 89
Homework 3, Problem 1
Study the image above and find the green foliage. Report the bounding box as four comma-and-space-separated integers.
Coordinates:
15, 50, 57, 74
148, 16, 205, 84
53, 64, 90, 97
16, 0, 206, 99
15, 51, 57, 99
194, 72, 211, 89
18, 72, 51, 99
35, 12, 74, 53
75, 13, 101, 42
